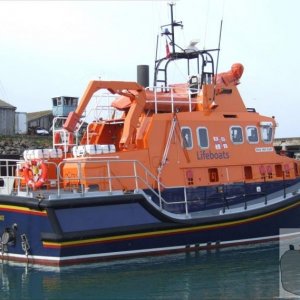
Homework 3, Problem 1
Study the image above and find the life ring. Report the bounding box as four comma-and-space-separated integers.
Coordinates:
23, 160, 48, 189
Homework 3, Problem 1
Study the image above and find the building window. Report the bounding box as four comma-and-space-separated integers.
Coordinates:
181, 127, 193, 149
230, 126, 243, 144
246, 126, 259, 143
197, 127, 209, 148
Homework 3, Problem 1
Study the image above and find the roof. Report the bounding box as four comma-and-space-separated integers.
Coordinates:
27, 110, 52, 121
0, 99, 16, 109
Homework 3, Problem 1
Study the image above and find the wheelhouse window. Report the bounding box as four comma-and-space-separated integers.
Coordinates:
260, 122, 273, 143
246, 126, 259, 143
230, 126, 243, 144
181, 127, 193, 149
197, 127, 209, 148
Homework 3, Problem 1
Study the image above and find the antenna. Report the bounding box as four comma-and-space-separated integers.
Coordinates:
215, 19, 223, 80
212, 19, 223, 103
160, 2, 183, 55
169, 2, 176, 54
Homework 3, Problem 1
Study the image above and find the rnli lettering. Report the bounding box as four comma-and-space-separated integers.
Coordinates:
197, 150, 230, 160
0, 215, 4, 221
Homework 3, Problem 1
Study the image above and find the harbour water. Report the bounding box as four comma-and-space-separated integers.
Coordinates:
0, 241, 285, 300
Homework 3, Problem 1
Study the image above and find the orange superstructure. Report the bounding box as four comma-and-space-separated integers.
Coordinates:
18, 15, 299, 196
48, 66, 298, 192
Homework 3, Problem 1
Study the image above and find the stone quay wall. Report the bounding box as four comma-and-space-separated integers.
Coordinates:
0, 136, 52, 157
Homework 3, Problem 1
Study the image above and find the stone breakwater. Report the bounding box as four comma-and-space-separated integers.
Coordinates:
0, 136, 52, 157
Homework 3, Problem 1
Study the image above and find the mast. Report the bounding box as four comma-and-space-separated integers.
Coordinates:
160, 2, 183, 55
153, 2, 217, 88
154, 2, 183, 87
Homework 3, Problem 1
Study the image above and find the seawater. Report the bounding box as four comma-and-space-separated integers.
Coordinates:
0, 242, 281, 300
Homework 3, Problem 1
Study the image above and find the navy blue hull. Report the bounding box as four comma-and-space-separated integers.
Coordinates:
148, 179, 299, 213
0, 186, 300, 266
52, 197, 300, 259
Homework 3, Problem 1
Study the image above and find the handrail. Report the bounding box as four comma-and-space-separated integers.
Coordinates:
0, 159, 22, 195
0, 158, 296, 217
56, 158, 296, 215
145, 86, 199, 114
55, 158, 191, 213
52, 117, 76, 158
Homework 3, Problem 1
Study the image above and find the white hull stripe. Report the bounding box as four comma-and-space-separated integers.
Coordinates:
2, 231, 300, 265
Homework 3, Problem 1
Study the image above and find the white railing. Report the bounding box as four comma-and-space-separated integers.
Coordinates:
0, 159, 21, 195
0, 158, 190, 216
145, 85, 199, 114
55, 158, 190, 215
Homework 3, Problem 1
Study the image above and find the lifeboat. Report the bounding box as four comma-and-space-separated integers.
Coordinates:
0, 2, 299, 268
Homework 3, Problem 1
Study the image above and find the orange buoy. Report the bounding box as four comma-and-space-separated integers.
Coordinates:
23, 160, 48, 190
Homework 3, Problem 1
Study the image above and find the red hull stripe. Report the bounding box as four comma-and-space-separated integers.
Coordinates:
0, 204, 47, 216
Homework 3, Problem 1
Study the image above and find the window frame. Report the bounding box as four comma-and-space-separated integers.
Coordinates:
245, 126, 259, 144
260, 124, 274, 144
229, 126, 244, 144
181, 126, 193, 150
196, 127, 209, 149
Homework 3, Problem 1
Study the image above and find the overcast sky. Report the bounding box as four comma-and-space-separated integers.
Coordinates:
0, 0, 299, 138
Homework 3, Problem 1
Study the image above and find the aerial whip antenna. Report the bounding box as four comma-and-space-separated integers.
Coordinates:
215, 19, 223, 82
212, 19, 223, 104
215, 0, 226, 82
